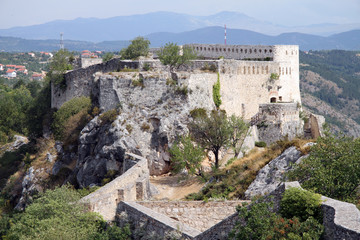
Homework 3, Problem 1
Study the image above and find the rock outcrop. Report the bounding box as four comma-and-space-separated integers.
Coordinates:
244, 146, 308, 199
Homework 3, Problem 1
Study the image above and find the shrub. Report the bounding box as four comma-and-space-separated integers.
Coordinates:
52, 96, 91, 140
132, 77, 144, 88
126, 124, 133, 134
229, 200, 323, 240
190, 108, 207, 119
99, 109, 119, 125
280, 187, 322, 222
142, 63, 151, 71
213, 72, 222, 108
255, 141, 267, 148
141, 123, 150, 131
175, 85, 189, 96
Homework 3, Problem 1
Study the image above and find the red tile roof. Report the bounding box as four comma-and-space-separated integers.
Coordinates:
6, 69, 16, 73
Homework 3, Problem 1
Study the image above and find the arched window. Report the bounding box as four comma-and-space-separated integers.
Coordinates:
257, 67, 259, 74
259, 49, 262, 53
254, 49, 257, 53
279, 67, 281, 74
250, 49, 252, 54
286, 68, 288, 74
243, 66, 246, 74
269, 49, 272, 53
248, 66, 251, 74
264, 49, 267, 53
270, 97, 277, 103
252, 66, 255, 74
265, 66, 269, 74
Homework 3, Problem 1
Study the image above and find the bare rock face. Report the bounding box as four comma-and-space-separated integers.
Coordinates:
244, 146, 307, 199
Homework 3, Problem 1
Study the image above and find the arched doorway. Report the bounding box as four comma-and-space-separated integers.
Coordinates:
270, 97, 277, 103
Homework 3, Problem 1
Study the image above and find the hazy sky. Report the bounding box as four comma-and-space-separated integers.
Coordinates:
1, 0, 360, 29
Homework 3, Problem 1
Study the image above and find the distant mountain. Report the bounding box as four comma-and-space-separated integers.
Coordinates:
145, 27, 360, 51
1, 28, 360, 52
0, 11, 360, 42
0, 36, 129, 52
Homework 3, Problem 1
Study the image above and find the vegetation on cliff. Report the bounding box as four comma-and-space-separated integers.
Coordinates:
157, 42, 197, 72
120, 36, 150, 60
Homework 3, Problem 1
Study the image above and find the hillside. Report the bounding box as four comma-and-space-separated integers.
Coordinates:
1, 11, 360, 42
1, 29, 360, 52
299, 50, 360, 137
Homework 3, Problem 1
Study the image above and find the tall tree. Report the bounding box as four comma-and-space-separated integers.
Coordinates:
157, 43, 197, 72
189, 110, 247, 169
120, 36, 150, 60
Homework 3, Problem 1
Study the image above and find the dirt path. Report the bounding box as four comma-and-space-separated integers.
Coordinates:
150, 174, 205, 200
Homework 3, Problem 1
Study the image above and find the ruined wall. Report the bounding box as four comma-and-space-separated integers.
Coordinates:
51, 58, 139, 109
137, 201, 245, 232
80, 154, 150, 221
81, 58, 103, 68
254, 103, 303, 144
118, 201, 201, 239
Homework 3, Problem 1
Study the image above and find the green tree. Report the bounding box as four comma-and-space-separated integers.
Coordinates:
5, 186, 131, 240
0, 86, 33, 136
120, 37, 150, 60
289, 132, 360, 202
102, 52, 114, 62
157, 43, 197, 72
52, 96, 91, 140
228, 115, 249, 156
47, 49, 74, 88
169, 135, 205, 178
189, 110, 247, 169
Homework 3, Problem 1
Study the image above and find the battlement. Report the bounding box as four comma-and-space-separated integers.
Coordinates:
187, 44, 299, 62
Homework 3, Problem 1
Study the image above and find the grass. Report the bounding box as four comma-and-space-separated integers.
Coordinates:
186, 138, 314, 200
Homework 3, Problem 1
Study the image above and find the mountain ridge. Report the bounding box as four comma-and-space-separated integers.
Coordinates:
1, 11, 360, 42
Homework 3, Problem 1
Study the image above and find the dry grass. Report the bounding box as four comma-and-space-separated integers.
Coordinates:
186, 138, 314, 200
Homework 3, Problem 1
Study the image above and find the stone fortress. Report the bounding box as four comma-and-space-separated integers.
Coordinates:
50, 44, 359, 239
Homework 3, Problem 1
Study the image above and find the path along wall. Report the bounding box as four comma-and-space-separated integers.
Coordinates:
80, 153, 150, 221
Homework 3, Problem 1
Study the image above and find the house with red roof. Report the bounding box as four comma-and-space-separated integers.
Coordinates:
17, 68, 28, 75
32, 73, 43, 80
6, 69, 16, 78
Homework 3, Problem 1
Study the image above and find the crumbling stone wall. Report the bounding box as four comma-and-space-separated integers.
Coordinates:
137, 201, 246, 232
80, 154, 150, 221
254, 103, 303, 144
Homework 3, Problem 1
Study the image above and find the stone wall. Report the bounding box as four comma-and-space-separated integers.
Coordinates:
137, 201, 246, 232
51, 58, 139, 109
81, 58, 103, 68
254, 103, 303, 144
117, 201, 201, 239
80, 153, 150, 221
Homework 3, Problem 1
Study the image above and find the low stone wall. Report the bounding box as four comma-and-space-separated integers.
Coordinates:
80, 153, 150, 221
118, 201, 201, 239
137, 201, 246, 232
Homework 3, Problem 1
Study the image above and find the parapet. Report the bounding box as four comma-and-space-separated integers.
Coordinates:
187, 44, 299, 63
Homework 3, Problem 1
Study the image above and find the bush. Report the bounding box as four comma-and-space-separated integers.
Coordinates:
99, 109, 119, 125
213, 72, 222, 108
255, 141, 267, 148
280, 187, 323, 222
229, 200, 324, 240
190, 108, 207, 119
52, 96, 91, 140
288, 133, 360, 203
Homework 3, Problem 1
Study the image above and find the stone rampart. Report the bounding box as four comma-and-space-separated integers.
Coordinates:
118, 201, 201, 239
254, 103, 303, 144
51, 58, 139, 109
137, 201, 246, 232
80, 153, 150, 221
